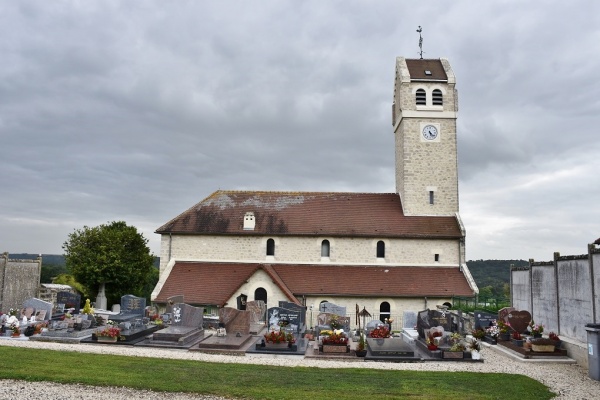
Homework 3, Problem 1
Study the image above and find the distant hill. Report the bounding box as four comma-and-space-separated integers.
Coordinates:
467, 259, 529, 297
8, 253, 160, 268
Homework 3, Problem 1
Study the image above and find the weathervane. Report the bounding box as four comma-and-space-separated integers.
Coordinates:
417, 26, 424, 59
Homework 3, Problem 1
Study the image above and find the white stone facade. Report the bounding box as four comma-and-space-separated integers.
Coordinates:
159, 234, 461, 274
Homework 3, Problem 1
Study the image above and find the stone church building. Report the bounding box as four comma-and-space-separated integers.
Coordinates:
151, 57, 478, 327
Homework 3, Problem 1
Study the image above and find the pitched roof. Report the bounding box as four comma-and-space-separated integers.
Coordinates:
153, 261, 475, 306
156, 191, 462, 239
405, 59, 448, 81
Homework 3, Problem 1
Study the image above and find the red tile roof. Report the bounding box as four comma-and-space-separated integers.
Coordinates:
156, 191, 462, 239
153, 261, 475, 306
405, 59, 447, 81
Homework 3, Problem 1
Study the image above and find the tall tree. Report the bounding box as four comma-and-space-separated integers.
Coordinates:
63, 221, 155, 306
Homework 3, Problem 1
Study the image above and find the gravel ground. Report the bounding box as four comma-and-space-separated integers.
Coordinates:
1, 339, 599, 399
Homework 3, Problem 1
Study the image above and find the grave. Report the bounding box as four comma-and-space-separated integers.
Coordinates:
31, 313, 98, 343
139, 303, 204, 348
365, 337, 420, 361
319, 301, 346, 316
416, 309, 452, 339
108, 295, 146, 323
194, 307, 254, 352
56, 291, 81, 313
278, 301, 307, 328
266, 306, 303, 333
315, 312, 351, 336
246, 300, 267, 334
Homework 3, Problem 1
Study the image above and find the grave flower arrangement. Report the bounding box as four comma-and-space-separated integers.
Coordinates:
322, 331, 348, 345
512, 331, 522, 340
471, 328, 486, 340
548, 332, 560, 341
426, 331, 442, 350
264, 330, 295, 344
369, 326, 391, 339
329, 315, 342, 329
529, 321, 544, 336
97, 326, 121, 339
497, 320, 509, 334
485, 321, 499, 338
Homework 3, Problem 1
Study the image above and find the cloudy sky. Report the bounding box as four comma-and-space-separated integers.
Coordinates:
2, 1, 599, 262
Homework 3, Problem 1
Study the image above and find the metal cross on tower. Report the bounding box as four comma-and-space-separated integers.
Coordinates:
417, 26, 424, 59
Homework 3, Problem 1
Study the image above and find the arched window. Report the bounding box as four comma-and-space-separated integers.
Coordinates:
376, 240, 385, 258
379, 301, 391, 323
415, 88, 426, 105
266, 238, 275, 256
254, 287, 267, 304
321, 240, 330, 257
432, 89, 443, 105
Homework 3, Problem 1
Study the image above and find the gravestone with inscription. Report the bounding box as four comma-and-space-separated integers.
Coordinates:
166, 295, 184, 314
417, 309, 452, 339
57, 291, 81, 312
474, 310, 497, 330
506, 310, 532, 334
109, 295, 146, 323
219, 307, 251, 335
278, 301, 307, 327
319, 302, 346, 316
267, 306, 303, 333
246, 300, 266, 324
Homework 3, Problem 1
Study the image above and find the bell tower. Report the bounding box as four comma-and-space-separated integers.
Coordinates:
392, 57, 459, 217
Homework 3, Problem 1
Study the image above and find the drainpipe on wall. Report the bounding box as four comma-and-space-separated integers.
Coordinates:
424, 297, 428, 310
168, 233, 172, 262
589, 243, 596, 324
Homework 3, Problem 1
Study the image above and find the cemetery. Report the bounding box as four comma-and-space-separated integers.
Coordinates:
0, 294, 576, 366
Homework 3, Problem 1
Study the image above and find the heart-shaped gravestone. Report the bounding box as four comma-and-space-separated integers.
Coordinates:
507, 310, 531, 333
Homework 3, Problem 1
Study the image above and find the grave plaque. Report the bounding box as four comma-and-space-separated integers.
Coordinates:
267, 307, 302, 331
474, 310, 497, 330
416, 309, 451, 339
121, 294, 146, 316
171, 304, 204, 327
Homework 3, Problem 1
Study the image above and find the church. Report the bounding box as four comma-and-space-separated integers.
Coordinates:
151, 57, 478, 327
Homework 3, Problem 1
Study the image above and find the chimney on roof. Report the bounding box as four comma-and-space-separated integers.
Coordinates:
243, 212, 255, 230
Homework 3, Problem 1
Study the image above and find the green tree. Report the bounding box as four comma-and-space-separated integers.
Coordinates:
40, 264, 67, 283
63, 221, 155, 306
52, 274, 89, 300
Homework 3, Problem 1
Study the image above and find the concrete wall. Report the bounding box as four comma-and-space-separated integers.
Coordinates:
511, 268, 531, 312
557, 257, 593, 342
0, 252, 42, 313
531, 264, 558, 333
159, 234, 461, 274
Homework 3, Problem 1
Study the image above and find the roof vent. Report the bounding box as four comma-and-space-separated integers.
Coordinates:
243, 212, 255, 230
424, 70, 432, 76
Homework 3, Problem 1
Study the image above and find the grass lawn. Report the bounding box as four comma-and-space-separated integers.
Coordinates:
0, 346, 554, 399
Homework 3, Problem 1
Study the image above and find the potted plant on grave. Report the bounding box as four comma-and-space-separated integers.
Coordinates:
322, 330, 349, 353
485, 321, 499, 343
369, 326, 391, 339
528, 321, 544, 338
467, 338, 482, 360
497, 320, 510, 341
511, 331, 524, 347
471, 328, 486, 340
329, 315, 342, 330
10, 322, 20, 338
355, 333, 367, 357
548, 332, 561, 349
264, 330, 288, 344
96, 325, 121, 342
426, 331, 441, 351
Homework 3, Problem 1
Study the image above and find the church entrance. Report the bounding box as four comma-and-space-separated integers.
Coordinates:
254, 287, 267, 304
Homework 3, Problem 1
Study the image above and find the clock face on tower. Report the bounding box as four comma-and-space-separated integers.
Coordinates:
422, 124, 438, 140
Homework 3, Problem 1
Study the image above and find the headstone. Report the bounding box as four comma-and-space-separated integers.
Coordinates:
246, 300, 267, 323
474, 310, 497, 330
23, 298, 53, 321
121, 294, 146, 316
319, 302, 346, 316
416, 309, 452, 339
278, 301, 307, 326
112, 304, 121, 313
316, 312, 351, 331
57, 291, 81, 311
219, 307, 251, 335
171, 303, 204, 327
166, 295, 184, 314
498, 307, 516, 323
267, 306, 302, 332
402, 311, 418, 329
21, 307, 34, 319
237, 294, 248, 310
506, 310, 532, 334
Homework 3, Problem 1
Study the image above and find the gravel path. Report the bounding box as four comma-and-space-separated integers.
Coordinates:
1, 339, 599, 399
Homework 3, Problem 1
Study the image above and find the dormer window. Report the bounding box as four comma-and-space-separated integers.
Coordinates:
243, 212, 255, 230
432, 89, 443, 106
415, 89, 426, 105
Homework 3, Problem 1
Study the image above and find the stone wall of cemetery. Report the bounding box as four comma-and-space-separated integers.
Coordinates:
0, 253, 42, 313
510, 244, 600, 366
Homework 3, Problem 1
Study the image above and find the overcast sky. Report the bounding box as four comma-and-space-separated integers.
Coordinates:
2, 1, 599, 262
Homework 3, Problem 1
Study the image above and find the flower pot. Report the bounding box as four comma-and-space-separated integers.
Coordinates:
512, 339, 524, 347
11, 333, 21, 338
532, 344, 555, 353
97, 336, 118, 343
499, 333, 511, 341
265, 342, 288, 349
532, 333, 542, 338
553, 340, 562, 349
355, 349, 367, 357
